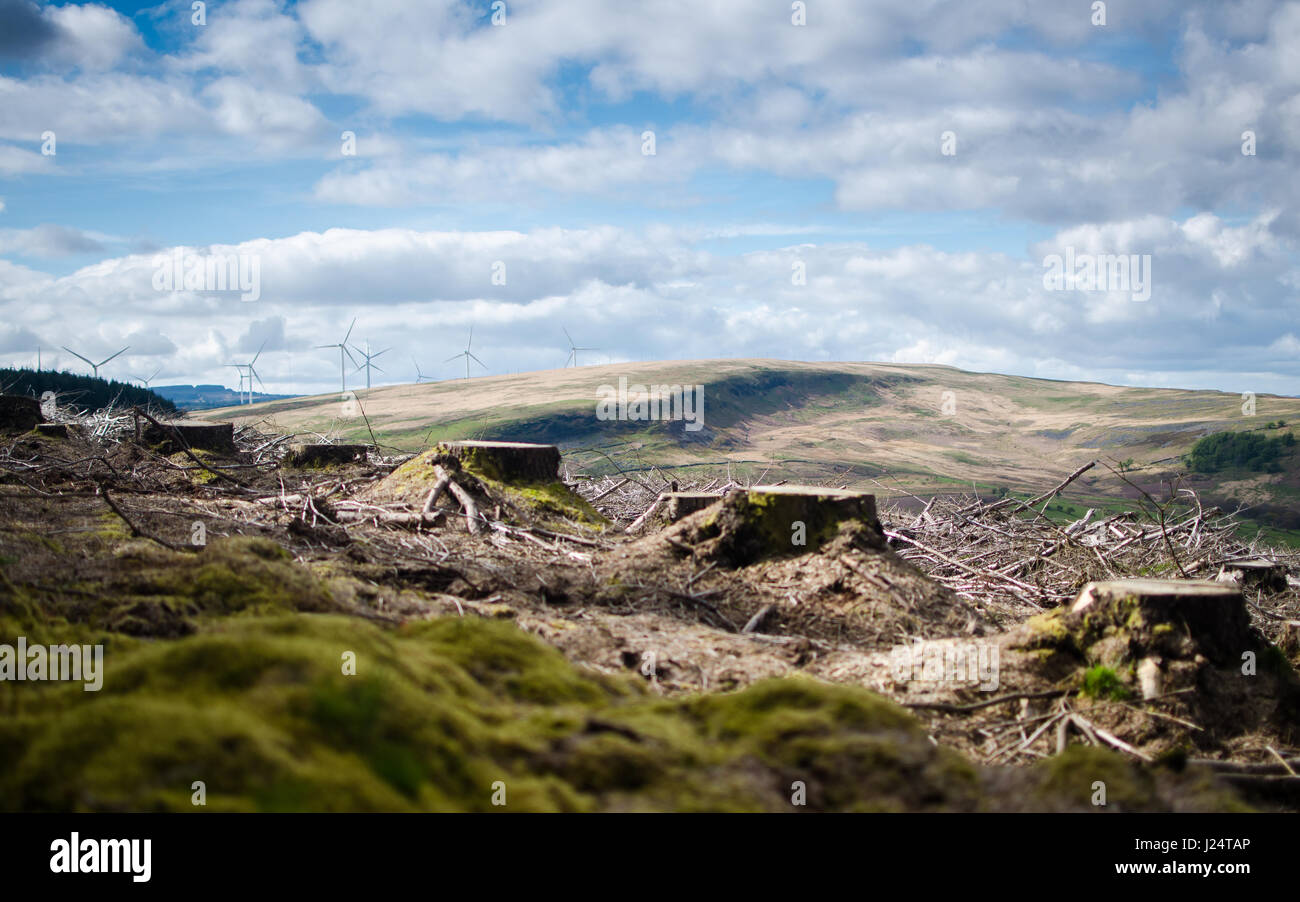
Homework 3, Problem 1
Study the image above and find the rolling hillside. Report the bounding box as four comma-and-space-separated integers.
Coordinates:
209, 359, 1300, 531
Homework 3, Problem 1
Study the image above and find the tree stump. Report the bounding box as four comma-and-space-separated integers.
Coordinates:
1215, 559, 1289, 593
0, 395, 43, 432
663, 492, 722, 522
433, 440, 561, 483
1070, 579, 1251, 666
284, 443, 369, 468
142, 419, 235, 453
35, 423, 74, 438
745, 484, 880, 534
675, 484, 882, 565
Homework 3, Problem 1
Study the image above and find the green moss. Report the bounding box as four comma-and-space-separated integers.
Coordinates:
1031, 745, 1153, 808
1031, 746, 1252, 812
1080, 665, 1131, 701
487, 477, 606, 528
380, 448, 607, 528
0, 605, 1256, 812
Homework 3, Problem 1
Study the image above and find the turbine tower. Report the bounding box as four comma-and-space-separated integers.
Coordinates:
225, 340, 267, 405
61, 345, 129, 379
445, 327, 487, 380
562, 327, 598, 367
316, 318, 358, 392
350, 341, 390, 390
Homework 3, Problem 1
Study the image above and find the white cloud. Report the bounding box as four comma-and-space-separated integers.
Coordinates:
1, 215, 1295, 393
44, 3, 142, 71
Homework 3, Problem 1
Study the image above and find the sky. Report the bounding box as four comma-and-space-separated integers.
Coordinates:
0, 0, 1297, 396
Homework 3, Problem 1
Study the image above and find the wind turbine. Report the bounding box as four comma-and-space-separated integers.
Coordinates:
62, 345, 129, 379
316, 318, 358, 392
562, 327, 598, 367
225, 340, 267, 405
132, 366, 163, 390
445, 327, 487, 379
412, 357, 433, 383
350, 341, 389, 390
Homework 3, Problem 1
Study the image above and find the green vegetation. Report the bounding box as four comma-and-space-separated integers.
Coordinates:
0, 367, 176, 415
1186, 429, 1295, 474
0, 608, 998, 812
1081, 665, 1131, 701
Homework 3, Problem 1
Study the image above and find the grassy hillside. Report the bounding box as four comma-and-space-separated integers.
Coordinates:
209, 358, 1300, 526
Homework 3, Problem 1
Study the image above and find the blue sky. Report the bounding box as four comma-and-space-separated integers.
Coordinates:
0, 0, 1297, 396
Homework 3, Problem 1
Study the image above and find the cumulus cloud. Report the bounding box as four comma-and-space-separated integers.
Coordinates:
1, 216, 1295, 393
0, 0, 1297, 397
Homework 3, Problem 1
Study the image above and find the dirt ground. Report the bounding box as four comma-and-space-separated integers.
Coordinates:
3, 424, 1299, 811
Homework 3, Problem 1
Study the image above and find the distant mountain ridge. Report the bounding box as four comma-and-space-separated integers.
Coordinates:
154, 384, 298, 410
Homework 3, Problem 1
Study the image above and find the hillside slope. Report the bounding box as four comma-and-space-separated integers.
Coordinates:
210, 359, 1300, 517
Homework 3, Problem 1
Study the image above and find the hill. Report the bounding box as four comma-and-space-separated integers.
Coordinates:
206, 359, 1300, 524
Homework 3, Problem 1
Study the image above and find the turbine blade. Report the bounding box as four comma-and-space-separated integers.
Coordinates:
563, 327, 574, 346
98, 346, 129, 367
469, 353, 487, 369
250, 339, 267, 366
444, 353, 462, 363
342, 317, 356, 345
62, 347, 94, 367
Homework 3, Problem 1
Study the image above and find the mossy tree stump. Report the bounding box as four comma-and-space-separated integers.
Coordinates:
0, 395, 43, 432
284, 443, 369, 468
678, 484, 882, 565
745, 484, 880, 539
1070, 579, 1251, 666
142, 419, 235, 454
433, 441, 561, 484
